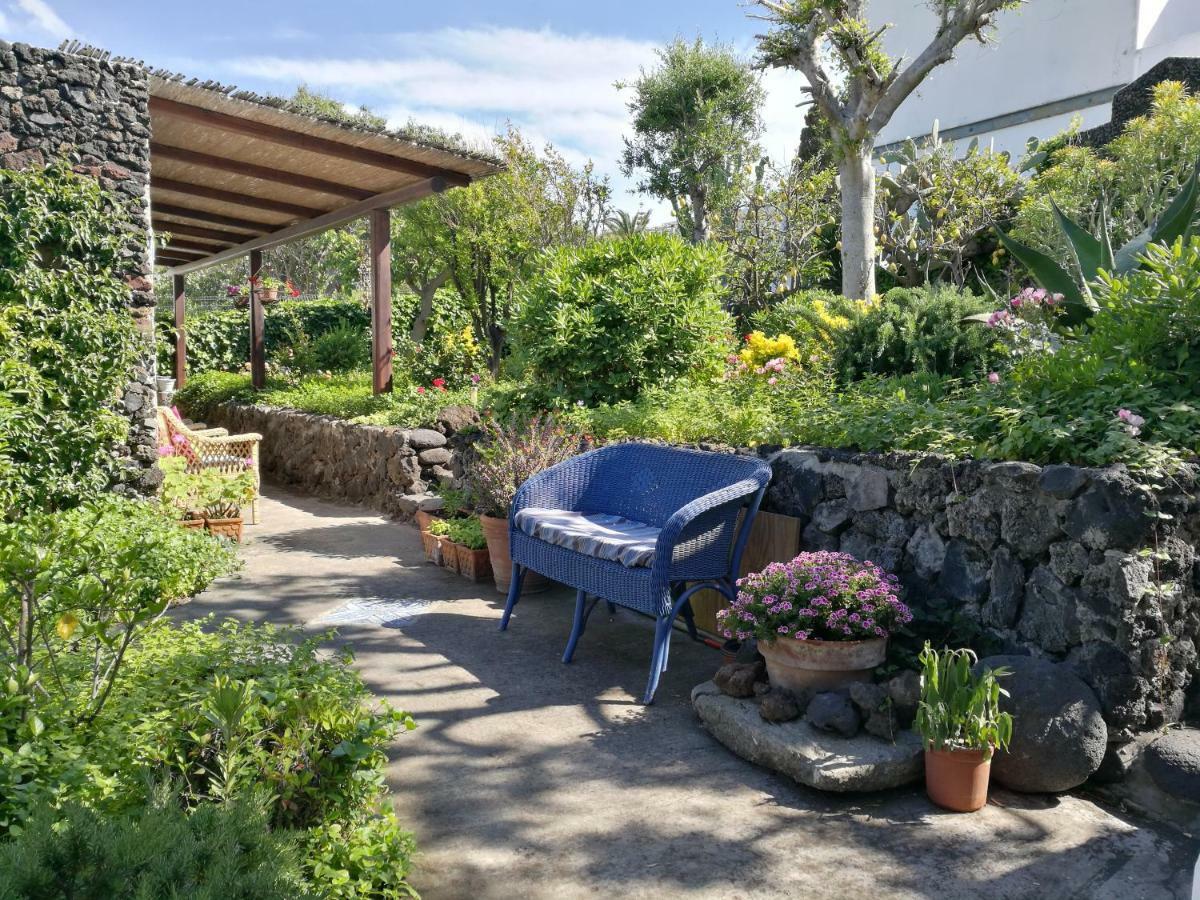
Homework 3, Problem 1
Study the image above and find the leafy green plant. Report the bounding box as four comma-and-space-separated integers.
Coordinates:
834, 285, 1005, 382
913, 642, 1013, 758
446, 516, 486, 550
298, 323, 372, 373
159, 456, 255, 521
427, 517, 452, 537
0, 789, 310, 900
302, 812, 417, 899
511, 232, 732, 406
0, 161, 139, 515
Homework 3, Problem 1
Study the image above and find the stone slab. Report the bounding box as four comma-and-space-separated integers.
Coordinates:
692, 680, 923, 793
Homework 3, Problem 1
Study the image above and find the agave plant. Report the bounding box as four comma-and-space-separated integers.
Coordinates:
995, 159, 1200, 325
913, 642, 1013, 759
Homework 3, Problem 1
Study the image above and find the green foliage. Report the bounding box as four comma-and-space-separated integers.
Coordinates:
619, 38, 763, 241
834, 286, 1005, 382
0, 161, 139, 515
298, 323, 372, 373
749, 289, 861, 371
914, 642, 1013, 758
445, 516, 486, 550
302, 813, 417, 900
0, 790, 309, 900
467, 415, 593, 517
159, 456, 256, 521
512, 232, 732, 406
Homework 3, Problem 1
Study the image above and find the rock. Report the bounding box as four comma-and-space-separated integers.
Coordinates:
845, 465, 889, 512
940, 539, 990, 604
811, 499, 851, 534
395, 493, 444, 516
714, 661, 764, 698
1016, 566, 1082, 654
1063, 474, 1151, 550
1040, 464, 1089, 500
435, 404, 480, 436
905, 524, 946, 580
767, 450, 825, 518
979, 655, 1107, 792
418, 447, 453, 466
984, 461, 1042, 486
753, 681, 772, 697
1048, 541, 1090, 585
1144, 728, 1200, 800
849, 682, 898, 741
801, 521, 840, 552
759, 688, 804, 723
1092, 739, 1146, 784
946, 491, 1000, 550
692, 682, 924, 792
807, 692, 861, 738
886, 670, 921, 727
1000, 491, 1063, 558
983, 546, 1024, 628
407, 428, 448, 451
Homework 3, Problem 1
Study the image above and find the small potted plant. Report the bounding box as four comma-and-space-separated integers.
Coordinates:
448, 516, 492, 582
428, 518, 458, 572
717, 551, 913, 692
914, 643, 1013, 813
468, 414, 591, 593
226, 273, 300, 308
158, 455, 205, 528
200, 466, 256, 542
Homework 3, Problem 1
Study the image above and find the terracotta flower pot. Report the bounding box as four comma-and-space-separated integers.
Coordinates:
420, 529, 440, 564
455, 544, 493, 582
924, 747, 992, 813
758, 636, 886, 693
479, 514, 548, 595
438, 536, 460, 573
260, 288, 279, 303
179, 518, 205, 530
205, 517, 244, 542
414, 510, 438, 532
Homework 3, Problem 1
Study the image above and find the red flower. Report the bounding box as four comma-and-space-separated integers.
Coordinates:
432, 377, 446, 391
416, 386, 426, 395
287, 279, 300, 298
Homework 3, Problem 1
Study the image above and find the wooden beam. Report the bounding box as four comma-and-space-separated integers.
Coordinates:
157, 256, 194, 268
152, 142, 374, 200
155, 219, 255, 244
165, 238, 231, 254
153, 202, 275, 232
173, 273, 187, 388
370, 208, 393, 394
249, 250, 265, 390
150, 96, 472, 184
152, 176, 327, 218
164, 176, 450, 275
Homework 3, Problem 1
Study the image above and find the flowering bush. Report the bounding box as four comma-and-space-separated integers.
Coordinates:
739, 331, 799, 368
718, 551, 912, 643
466, 414, 593, 517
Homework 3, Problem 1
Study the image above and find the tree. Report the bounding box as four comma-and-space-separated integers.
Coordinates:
620, 38, 764, 243
392, 200, 451, 343
754, 0, 1022, 298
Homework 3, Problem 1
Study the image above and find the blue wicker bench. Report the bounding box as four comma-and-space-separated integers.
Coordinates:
498, 443, 771, 703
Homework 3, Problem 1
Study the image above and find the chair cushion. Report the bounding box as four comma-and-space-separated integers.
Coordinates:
514, 508, 659, 568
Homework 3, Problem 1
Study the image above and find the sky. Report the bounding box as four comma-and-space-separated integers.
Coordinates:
0, 0, 811, 222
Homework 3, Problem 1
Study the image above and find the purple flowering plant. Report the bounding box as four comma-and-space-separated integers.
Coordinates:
717, 551, 912, 643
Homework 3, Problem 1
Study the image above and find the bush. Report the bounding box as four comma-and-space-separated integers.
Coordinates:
298, 323, 372, 373
511, 233, 732, 406
833, 285, 1005, 382
0, 162, 138, 514
0, 792, 308, 900
749, 289, 861, 371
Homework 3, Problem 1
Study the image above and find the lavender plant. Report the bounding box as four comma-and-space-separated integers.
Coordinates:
467, 414, 593, 518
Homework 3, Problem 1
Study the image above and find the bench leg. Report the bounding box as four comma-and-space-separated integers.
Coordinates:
562, 589, 588, 663
499, 565, 525, 631
642, 617, 673, 704
680, 598, 699, 642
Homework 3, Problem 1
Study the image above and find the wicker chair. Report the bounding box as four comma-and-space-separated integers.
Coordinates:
156, 406, 263, 525
499, 444, 771, 703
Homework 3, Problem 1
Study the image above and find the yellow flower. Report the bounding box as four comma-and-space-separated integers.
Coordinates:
56, 613, 79, 640
739, 331, 800, 368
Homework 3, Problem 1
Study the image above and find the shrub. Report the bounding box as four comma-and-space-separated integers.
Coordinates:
446, 516, 487, 550
511, 232, 732, 406
833, 285, 1005, 382
0, 162, 138, 514
749, 289, 861, 370
718, 551, 912, 643
298, 322, 372, 373
0, 792, 308, 900
467, 415, 593, 517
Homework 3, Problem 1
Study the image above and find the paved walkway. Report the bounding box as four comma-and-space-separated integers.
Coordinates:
182, 485, 1199, 899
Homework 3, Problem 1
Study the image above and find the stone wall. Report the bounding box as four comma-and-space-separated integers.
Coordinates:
0, 42, 155, 491
205, 402, 478, 518
1078, 56, 1200, 147
763, 448, 1199, 739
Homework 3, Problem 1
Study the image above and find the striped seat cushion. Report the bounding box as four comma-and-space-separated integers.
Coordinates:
514, 508, 659, 568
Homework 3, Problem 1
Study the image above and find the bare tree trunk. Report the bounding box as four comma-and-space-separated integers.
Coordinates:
689, 188, 709, 244
839, 147, 877, 300
408, 269, 450, 343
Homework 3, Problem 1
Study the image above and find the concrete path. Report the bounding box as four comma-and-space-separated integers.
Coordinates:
183, 485, 1200, 900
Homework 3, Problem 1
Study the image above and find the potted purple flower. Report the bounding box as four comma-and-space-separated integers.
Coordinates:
718, 551, 912, 692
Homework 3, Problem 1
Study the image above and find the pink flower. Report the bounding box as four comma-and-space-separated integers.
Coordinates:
171, 433, 186, 446
157, 445, 174, 457
416, 386, 426, 395
1117, 408, 1145, 435
1010, 296, 1023, 308
470, 374, 482, 384
243, 457, 254, 468
432, 377, 446, 390
987, 372, 1000, 384
767, 376, 778, 386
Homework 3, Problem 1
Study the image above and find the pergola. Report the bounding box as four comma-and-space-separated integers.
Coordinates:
146, 74, 501, 393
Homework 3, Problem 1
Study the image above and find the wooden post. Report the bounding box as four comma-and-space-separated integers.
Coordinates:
249, 249, 265, 390
370, 208, 393, 394
172, 273, 187, 388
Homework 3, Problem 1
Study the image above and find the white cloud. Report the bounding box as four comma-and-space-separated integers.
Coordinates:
10, 0, 71, 40
218, 25, 812, 221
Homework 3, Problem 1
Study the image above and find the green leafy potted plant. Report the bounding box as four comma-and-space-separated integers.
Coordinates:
717, 551, 913, 691
914, 642, 1013, 813
427, 518, 458, 572
447, 516, 492, 582
200, 467, 256, 542
158, 455, 206, 528
467, 414, 590, 593
226, 273, 299, 307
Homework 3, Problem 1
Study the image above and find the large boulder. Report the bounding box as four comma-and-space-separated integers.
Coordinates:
979, 655, 1107, 792
1144, 728, 1200, 800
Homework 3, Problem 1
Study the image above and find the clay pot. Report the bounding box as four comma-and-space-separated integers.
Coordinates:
259, 288, 279, 303
179, 518, 205, 530
414, 510, 437, 532
455, 544, 493, 582
205, 517, 244, 542
479, 514, 548, 595
924, 747, 992, 813
438, 536, 460, 573
419, 529, 440, 564
758, 637, 886, 693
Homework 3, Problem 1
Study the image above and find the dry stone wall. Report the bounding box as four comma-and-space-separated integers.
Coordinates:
0, 42, 155, 492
